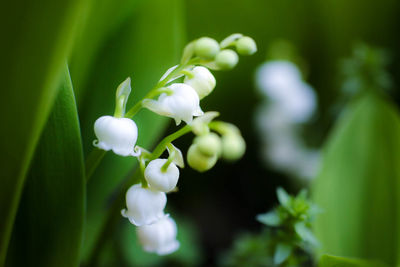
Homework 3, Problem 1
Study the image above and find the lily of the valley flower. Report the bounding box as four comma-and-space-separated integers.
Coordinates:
93, 116, 139, 156
121, 184, 167, 226
143, 83, 203, 125
184, 66, 216, 99
136, 216, 180, 256
144, 159, 180, 192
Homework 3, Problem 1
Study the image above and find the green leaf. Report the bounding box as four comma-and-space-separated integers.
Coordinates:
313, 93, 400, 265
70, 0, 142, 101
5, 67, 85, 267
277, 187, 290, 208
273, 243, 292, 265
294, 222, 318, 246
256, 211, 282, 227
319, 254, 389, 267
297, 189, 308, 200
0, 0, 89, 264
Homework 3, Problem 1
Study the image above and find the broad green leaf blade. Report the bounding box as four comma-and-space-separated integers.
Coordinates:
5, 67, 85, 267
70, 0, 143, 101
73, 0, 185, 263
0, 1, 89, 264
313, 93, 400, 265
320, 254, 389, 267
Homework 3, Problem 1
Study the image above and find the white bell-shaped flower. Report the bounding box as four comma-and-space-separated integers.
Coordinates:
184, 66, 216, 99
121, 184, 167, 226
93, 116, 139, 156
143, 83, 203, 125
144, 159, 179, 192
136, 216, 180, 255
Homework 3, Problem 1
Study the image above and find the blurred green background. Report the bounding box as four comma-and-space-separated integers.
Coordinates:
1, 0, 400, 266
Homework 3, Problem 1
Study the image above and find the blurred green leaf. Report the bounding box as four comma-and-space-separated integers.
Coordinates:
274, 243, 292, 265
319, 254, 389, 267
70, 0, 142, 101
0, 0, 89, 264
257, 211, 281, 227
294, 222, 318, 247
313, 93, 400, 265
5, 67, 85, 267
277, 187, 290, 208
73, 0, 185, 263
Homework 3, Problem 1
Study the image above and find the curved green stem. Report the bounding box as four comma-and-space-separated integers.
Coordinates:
150, 124, 192, 160
139, 157, 148, 188
125, 87, 172, 118
161, 149, 175, 172
209, 121, 238, 135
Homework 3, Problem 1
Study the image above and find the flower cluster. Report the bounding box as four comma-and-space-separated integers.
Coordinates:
255, 59, 320, 180
92, 34, 256, 255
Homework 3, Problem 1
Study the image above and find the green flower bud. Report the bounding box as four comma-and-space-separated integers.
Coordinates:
187, 144, 218, 172
215, 49, 239, 70
235, 36, 257, 55
221, 133, 246, 161
194, 37, 220, 59
194, 133, 221, 157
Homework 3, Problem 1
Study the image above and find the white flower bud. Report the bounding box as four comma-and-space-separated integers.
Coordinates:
221, 133, 246, 161
236, 36, 257, 55
144, 159, 179, 192
136, 216, 180, 256
143, 83, 204, 125
184, 66, 216, 99
187, 144, 218, 172
93, 116, 139, 156
215, 49, 239, 70
194, 37, 220, 59
194, 133, 221, 157
121, 184, 167, 226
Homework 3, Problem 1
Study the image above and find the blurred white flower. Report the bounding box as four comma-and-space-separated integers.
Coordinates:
143, 83, 203, 125
280, 82, 316, 123
294, 150, 321, 179
93, 116, 139, 156
255, 60, 316, 123
254, 59, 320, 180
121, 184, 167, 226
136, 216, 180, 256
256, 61, 301, 99
144, 159, 180, 192
184, 66, 216, 99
